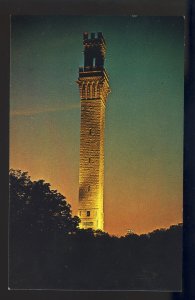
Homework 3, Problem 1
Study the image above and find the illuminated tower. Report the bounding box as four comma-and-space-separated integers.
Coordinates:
77, 32, 110, 231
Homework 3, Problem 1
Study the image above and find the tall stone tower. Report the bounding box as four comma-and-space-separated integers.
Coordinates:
77, 32, 110, 231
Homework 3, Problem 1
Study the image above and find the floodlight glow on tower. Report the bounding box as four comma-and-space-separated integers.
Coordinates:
77, 32, 110, 231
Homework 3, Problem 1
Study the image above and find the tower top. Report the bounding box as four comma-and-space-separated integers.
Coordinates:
81, 32, 106, 70
77, 31, 110, 101
83, 32, 106, 48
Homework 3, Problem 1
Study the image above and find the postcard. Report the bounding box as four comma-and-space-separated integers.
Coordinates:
9, 16, 184, 291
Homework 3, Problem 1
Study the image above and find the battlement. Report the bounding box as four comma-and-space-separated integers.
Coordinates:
83, 32, 106, 47
81, 32, 106, 68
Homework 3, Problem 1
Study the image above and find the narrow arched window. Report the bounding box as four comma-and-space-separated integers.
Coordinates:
89, 84, 93, 98
97, 84, 100, 97
82, 84, 86, 98
93, 57, 96, 67
92, 83, 96, 98
87, 84, 90, 98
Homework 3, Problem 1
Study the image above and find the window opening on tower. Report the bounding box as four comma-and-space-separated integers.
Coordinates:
93, 57, 96, 67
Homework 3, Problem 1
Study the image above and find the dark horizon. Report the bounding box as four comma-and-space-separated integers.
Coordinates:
9, 168, 182, 290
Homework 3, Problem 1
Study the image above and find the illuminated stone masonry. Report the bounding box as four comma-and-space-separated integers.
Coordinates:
77, 32, 110, 231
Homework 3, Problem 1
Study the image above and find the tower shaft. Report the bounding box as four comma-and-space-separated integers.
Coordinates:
77, 32, 110, 231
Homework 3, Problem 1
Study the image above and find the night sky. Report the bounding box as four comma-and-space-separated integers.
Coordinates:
10, 16, 184, 236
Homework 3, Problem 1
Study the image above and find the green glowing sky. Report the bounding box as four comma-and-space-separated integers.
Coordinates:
10, 16, 184, 236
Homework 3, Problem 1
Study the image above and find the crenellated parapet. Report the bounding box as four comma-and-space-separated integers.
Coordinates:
83, 32, 106, 67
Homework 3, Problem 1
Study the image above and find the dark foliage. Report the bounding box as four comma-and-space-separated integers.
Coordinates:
9, 170, 182, 290
9, 169, 80, 236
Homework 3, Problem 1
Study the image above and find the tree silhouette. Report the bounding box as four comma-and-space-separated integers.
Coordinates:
9, 169, 80, 237
9, 169, 182, 290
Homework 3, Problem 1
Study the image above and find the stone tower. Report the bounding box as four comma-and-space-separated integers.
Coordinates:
77, 32, 110, 231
